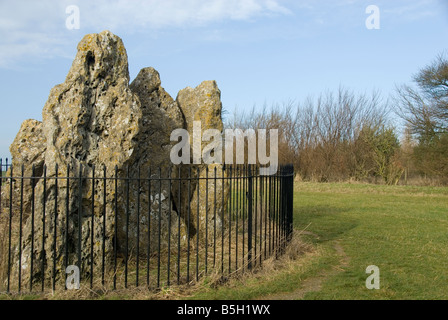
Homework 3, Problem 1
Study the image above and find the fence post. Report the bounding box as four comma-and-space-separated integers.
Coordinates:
247, 164, 253, 270
77, 164, 83, 282
288, 165, 294, 242
7, 164, 13, 293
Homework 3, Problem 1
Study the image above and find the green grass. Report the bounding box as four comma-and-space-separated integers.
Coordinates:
295, 182, 448, 300
188, 246, 335, 300
187, 181, 448, 300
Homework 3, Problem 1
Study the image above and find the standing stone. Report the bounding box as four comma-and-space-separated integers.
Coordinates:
177, 80, 224, 135
128, 67, 187, 254
12, 30, 143, 282
175, 81, 230, 240
4, 119, 46, 214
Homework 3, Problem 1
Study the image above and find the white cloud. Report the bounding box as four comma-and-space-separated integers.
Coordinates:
383, 0, 436, 16
0, 0, 292, 68
79, 0, 292, 29
379, 0, 442, 25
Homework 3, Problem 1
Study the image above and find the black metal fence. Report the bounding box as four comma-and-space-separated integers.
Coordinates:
0, 159, 293, 294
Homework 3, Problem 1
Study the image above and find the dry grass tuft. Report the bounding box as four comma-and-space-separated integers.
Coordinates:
23, 231, 312, 300
0, 216, 9, 293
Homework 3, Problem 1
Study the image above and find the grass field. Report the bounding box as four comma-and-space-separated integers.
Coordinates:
188, 182, 448, 300
2, 181, 447, 300
294, 182, 448, 299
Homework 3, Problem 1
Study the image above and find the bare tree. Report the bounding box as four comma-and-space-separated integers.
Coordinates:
394, 52, 448, 180
225, 87, 394, 182
395, 52, 448, 140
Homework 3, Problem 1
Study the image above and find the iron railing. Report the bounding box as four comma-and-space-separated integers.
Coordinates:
0, 160, 293, 294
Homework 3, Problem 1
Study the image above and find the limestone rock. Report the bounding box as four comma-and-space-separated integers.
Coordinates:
125, 66, 187, 256
10, 119, 46, 171
129, 66, 185, 168
3, 120, 46, 214
42, 30, 140, 171
9, 30, 140, 282
175, 81, 229, 239
177, 80, 223, 134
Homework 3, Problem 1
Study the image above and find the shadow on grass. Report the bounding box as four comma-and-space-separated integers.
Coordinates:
294, 205, 358, 243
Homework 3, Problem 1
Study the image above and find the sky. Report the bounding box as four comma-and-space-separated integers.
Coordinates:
0, 0, 447, 159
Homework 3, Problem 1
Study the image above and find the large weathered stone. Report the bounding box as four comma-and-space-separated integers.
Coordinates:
42, 30, 139, 170
130, 67, 185, 130
10, 119, 46, 171
126, 66, 187, 255
9, 30, 141, 282
175, 81, 229, 239
3, 119, 46, 214
177, 80, 223, 134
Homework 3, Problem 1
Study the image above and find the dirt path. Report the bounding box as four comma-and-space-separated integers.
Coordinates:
258, 232, 350, 300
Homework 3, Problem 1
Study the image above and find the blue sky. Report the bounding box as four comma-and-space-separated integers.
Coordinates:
0, 0, 447, 159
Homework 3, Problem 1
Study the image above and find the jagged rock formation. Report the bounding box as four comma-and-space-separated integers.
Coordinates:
5, 30, 229, 282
